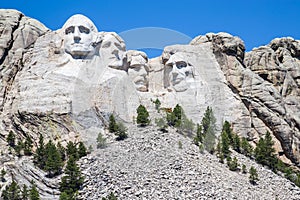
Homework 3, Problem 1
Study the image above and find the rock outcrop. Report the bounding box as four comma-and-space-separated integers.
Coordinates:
0, 9, 299, 199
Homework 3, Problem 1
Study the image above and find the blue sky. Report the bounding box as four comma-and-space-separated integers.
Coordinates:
2, 0, 300, 57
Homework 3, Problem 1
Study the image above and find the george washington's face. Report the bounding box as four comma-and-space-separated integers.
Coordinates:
63, 14, 98, 59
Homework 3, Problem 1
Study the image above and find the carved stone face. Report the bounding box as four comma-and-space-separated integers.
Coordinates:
100, 33, 126, 69
62, 14, 98, 59
165, 54, 194, 92
128, 54, 149, 92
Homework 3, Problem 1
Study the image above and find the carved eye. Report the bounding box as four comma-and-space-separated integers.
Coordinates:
102, 41, 111, 48
176, 61, 187, 69
65, 26, 74, 35
79, 26, 90, 34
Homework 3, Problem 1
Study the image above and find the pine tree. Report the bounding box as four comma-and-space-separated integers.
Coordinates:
97, 132, 107, 148
154, 98, 161, 112
34, 134, 46, 169
66, 141, 78, 160
155, 118, 168, 133
249, 166, 259, 184
57, 142, 66, 161
241, 137, 253, 157
24, 135, 33, 156
178, 114, 195, 136
202, 106, 217, 153
1, 168, 6, 182
136, 105, 150, 126
78, 142, 87, 158
45, 140, 63, 177
222, 121, 233, 143
232, 134, 241, 153
220, 130, 230, 158
173, 104, 183, 127
60, 156, 84, 198
59, 192, 72, 200
29, 182, 40, 200
21, 185, 29, 200
228, 156, 239, 171
254, 131, 277, 170
193, 124, 203, 146
115, 122, 128, 141
15, 140, 24, 157
108, 114, 118, 133
6, 131, 16, 148
242, 164, 247, 174
1, 180, 21, 200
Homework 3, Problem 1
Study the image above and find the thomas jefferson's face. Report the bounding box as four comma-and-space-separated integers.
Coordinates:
63, 15, 98, 59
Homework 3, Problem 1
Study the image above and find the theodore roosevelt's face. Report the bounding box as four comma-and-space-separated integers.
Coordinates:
128, 54, 149, 92
63, 15, 98, 59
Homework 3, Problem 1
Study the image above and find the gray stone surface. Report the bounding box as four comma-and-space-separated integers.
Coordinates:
0, 9, 299, 199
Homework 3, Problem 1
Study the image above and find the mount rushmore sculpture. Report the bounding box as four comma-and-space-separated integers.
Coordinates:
0, 10, 299, 166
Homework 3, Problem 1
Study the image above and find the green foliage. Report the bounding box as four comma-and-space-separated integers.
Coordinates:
109, 114, 118, 133
115, 122, 128, 141
222, 121, 233, 144
97, 132, 107, 148
201, 107, 217, 153
45, 140, 63, 177
155, 118, 168, 133
59, 192, 72, 200
97, 132, 107, 149
66, 141, 78, 160
102, 192, 118, 200
178, 141, 183, 149
78, 142, 87, 158
254, 131, 277, 170
24, 135, 33, 156
7, 131, 16, 148
193, 124, 203, 146
15, 140, 23, 157
178, 115, 195, 136
232, 134, 241, 153
34, 134, 46, 169
136, 105, 150, 126
1, 168, 6, 182
29, 182, 40, 200
242, 164, 247, 174
249, 166, 259, 184
166, 104, 183, 127
220, 130, 230, 158
60, 156, 84, 198
241, 137, 253, 157
153, 98, 161, 112
227, 156, 239, 171
57, 142, 66, 161
1, 180, 21, 200
21, 185, 29, 200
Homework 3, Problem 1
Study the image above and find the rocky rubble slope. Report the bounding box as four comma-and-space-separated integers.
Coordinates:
78, 124, 300, 200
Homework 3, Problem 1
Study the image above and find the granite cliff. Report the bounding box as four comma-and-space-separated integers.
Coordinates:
0, 9, 299, 199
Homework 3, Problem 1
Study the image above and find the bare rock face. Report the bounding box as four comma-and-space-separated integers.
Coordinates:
0, 9, 300, 199
197, 32, 300, 164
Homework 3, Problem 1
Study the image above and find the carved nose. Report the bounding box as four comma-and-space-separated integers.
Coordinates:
73, 27, 81, 43
172, 64, 179, 75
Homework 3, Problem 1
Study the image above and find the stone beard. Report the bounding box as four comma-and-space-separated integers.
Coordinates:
62, 14, 100, 59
